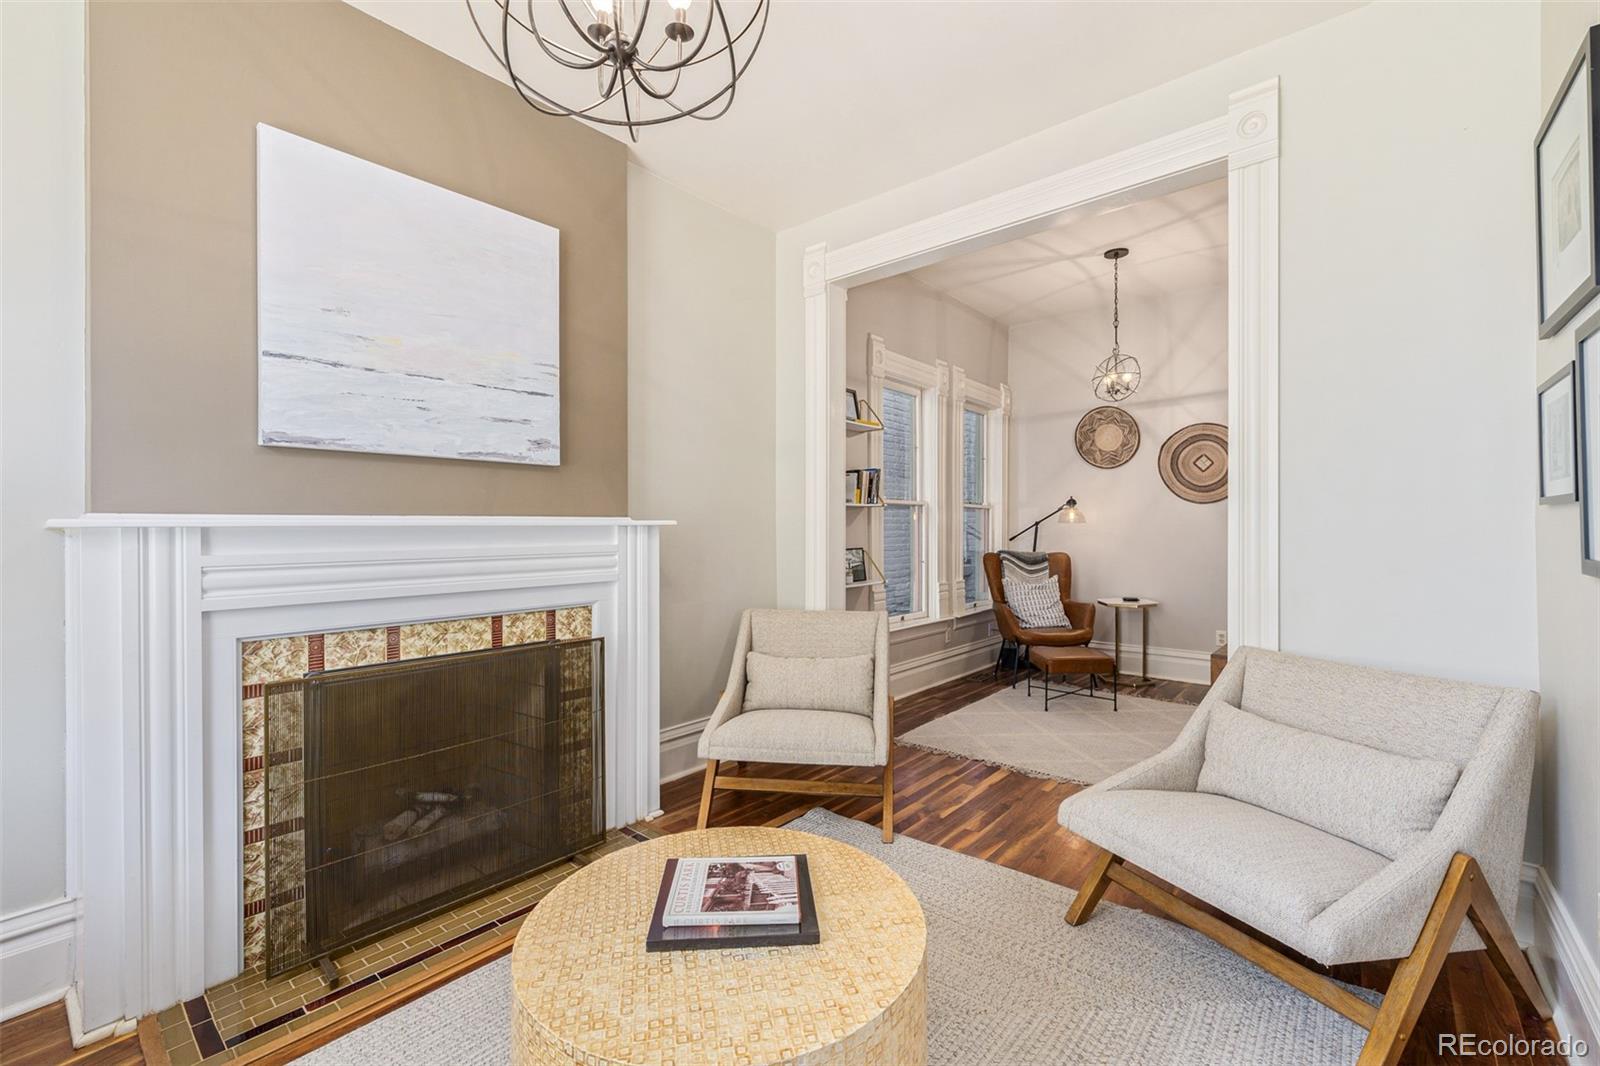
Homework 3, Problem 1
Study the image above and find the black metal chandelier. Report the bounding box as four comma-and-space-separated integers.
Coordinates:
1093, 247, 1141, 403
466, 0, 769, 142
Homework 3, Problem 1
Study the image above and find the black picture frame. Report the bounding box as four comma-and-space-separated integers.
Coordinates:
1537, 27, 1600, 339
1538, 361, 1579, 503
845, 547, 867, 584
845, 388, 861, 422
1577, 310, 1600, 576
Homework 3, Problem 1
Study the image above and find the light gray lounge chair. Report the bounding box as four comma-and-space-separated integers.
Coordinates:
1058, 646, 1551, 1066
696, 609, 895, 841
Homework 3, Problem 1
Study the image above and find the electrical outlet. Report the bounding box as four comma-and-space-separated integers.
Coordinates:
1215, 630, 1228, 648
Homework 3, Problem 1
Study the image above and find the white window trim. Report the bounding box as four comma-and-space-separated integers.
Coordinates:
951, 369, 1009, 617
869, 334, 946, 629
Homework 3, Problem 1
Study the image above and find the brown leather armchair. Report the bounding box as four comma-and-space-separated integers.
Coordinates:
983, 552, 1095, 686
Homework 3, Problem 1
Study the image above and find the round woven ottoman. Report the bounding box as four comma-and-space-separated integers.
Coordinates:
510, 825, 927, 1066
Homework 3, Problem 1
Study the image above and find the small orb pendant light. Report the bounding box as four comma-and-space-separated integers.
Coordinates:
1092, 247, 1142, 403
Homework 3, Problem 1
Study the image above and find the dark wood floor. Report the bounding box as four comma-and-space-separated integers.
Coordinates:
0, 1003, 141, 1066
661, 669, 1565, 1066
3, 670, 1560, 1065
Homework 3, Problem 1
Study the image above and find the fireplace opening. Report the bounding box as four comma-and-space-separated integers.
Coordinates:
262, 639, 602, 978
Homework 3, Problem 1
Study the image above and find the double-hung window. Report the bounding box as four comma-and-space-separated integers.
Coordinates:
953, 372, 1008, 614
867, 335, 1003, 626
880, 386, 925, 621
961, 407, 990, 608
871, 335, 943, 626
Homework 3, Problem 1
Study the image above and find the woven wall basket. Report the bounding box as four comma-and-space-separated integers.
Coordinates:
1075, 406, 1140, 469
1158, 422, 1228, 503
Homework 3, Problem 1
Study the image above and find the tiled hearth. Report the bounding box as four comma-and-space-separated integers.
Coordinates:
239, 605, 594, 971
153, 823, 659, 1064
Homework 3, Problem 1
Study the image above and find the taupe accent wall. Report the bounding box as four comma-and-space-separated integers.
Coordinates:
87, 0, 628, 515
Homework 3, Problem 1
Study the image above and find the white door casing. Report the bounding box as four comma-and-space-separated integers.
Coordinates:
801, 79, 1281, 654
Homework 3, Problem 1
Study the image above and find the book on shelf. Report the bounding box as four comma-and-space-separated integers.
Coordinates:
646, 855, 820, 952
845, 468, 882, 505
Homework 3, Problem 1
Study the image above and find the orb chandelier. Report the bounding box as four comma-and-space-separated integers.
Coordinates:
1092, 247, 1142, 403
466, 0, 769, 142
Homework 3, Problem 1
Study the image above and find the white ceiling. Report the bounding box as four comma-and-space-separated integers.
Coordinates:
349, 1, 1361, 229
907, 178, 1227, 327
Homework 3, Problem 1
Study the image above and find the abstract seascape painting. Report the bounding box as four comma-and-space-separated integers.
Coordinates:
256, 125, 560, 465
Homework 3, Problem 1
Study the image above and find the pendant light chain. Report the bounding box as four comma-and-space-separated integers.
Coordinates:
1112, 255, 1120, 352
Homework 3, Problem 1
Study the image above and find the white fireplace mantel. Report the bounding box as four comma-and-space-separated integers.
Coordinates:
48, 514, 670, 1035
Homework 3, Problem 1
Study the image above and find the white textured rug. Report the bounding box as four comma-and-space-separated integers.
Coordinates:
301, 810, 1372, 1066
898, 683, 1197, 783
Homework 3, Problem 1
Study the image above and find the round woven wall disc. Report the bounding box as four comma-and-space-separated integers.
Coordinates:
1075, 406, 1140, 469
1159, 422, 1229, 502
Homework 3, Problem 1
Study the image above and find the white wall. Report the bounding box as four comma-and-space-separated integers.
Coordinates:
1010, 285, 1227, 661
841, 275, 1007, 690
1531, 1, 1600, 1052
0, 0, 85, 1019
627, 165, 778, 781
776, 0, 1541, 693
844, 274, 1009, 388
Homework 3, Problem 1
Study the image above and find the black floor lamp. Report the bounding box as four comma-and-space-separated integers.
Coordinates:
1008, 497, 1085, 551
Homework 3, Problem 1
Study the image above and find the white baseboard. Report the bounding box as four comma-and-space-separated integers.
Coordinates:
64, 984, 137, 1048
1087, 640, 1213, 685
1522, 862, 1600, 1061
0, 897, 76, 1023
660, 715, 712, 784
889, 636, 1001, 698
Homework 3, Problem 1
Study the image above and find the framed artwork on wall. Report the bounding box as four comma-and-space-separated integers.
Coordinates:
1538, 362, 1579, 503
1536, 27, 1600, 339
1575, 311, 1600, 575
256, 125, 561, 466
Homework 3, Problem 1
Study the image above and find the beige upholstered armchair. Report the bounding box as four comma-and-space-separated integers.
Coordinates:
1057, 647, 1550, 1066
695, 609, 895, 841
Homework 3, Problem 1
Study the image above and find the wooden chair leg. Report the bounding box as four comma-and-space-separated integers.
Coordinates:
1357, 854, 1476, 1066
695, 759, 719, 830
1065, 848, 1118, 926
881, 694, 896, 842
881, 748, 895, 843
1465, 861, 1553, 1020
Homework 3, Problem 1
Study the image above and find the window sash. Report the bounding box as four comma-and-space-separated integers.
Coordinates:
881, 386, 919, 503
963, 503, 991, 607
880, 381, 928, 622
962, 408, 986, 506
883, 501, 925, 620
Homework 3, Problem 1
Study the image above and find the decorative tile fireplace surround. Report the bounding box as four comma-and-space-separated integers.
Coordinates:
242, 607, 598, 975
47, 515, 667, 1037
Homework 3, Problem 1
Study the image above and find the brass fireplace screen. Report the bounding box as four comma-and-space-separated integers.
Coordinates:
262, 639, 603, 977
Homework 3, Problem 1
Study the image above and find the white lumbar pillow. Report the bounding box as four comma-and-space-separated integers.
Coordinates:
1002, 573, 1071, 629
743, 652, 875, 717
1196, 701, 1460, 859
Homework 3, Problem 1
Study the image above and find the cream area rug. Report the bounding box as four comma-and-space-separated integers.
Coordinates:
301, 809, 1372, 1066
899, 682, 1197, 784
